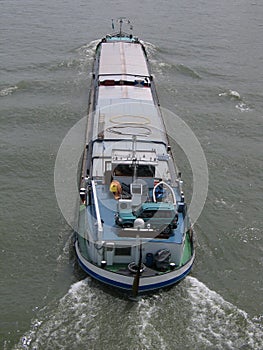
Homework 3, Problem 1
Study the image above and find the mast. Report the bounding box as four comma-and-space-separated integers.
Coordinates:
132, 135, 138, 181
111, 17, 133, 37
119, 17, 124, 36
132, 240, 142, 298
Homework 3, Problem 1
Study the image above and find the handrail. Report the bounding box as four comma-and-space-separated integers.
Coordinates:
91, 180, 103, 241
153, 181, 177, 205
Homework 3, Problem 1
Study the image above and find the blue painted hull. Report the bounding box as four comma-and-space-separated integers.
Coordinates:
75, 242, 195, 293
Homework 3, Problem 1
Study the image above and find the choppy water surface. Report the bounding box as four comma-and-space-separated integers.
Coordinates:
1, 1, 262, 349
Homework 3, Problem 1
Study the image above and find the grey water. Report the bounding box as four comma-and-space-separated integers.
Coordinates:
1, 0, 263, 349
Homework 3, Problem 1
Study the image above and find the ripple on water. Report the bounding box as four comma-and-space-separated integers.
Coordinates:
13, 277, 263, 350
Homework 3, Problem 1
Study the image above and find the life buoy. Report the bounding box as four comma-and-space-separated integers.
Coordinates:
109, 180, 122, 199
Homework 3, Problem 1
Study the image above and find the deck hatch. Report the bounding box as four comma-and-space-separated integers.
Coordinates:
99, 42, 150, 77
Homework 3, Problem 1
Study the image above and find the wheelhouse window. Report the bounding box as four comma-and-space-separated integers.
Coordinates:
137, 165, 155, 177
115, 247, 131, 256
113, 164, 155, 177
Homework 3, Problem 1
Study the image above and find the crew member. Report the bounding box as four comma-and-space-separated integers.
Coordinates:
109, 180, 122, 200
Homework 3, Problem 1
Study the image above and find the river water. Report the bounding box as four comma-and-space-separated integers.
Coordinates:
1, 1, 263, 349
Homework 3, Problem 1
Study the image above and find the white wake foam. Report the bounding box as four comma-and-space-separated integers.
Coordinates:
235, 102, 251, 112
185, 276, 263, 350
0, 85, 18, 97
13, 276, 262, 350
219, 89, 252, 112
15, 279, 100, 350
219, 90, 241, 99
133, 296, 167, 350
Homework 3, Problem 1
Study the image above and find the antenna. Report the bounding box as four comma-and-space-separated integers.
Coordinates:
118, 17, 125, 35
132, 135, 138, 181
111, 17, 133, 36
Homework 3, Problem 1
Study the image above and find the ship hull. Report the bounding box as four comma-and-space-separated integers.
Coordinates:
75, 242, 195, 293
75, 29, 195, 296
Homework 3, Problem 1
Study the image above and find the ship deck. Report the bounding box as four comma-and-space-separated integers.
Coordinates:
87, 184, 184, 244
90, 40, 168, 146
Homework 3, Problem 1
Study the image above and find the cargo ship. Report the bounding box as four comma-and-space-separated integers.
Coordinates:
75, 19, 195, 296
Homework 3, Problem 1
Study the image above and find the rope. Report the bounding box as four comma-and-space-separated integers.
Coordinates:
106, 124, 152, 136
109, 115, 151, 125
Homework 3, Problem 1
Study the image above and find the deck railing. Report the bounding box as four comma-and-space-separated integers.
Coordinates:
91, 180, 103, 241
